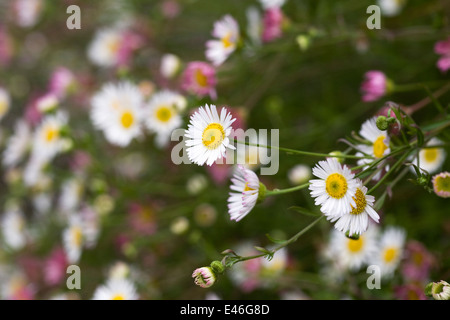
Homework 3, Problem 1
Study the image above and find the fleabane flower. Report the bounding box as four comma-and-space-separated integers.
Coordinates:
309, 157, 358, 218
0, 86, 11, 121
360, 71, 389, 102
371, 226, 406, 278
356, 117, 391, 181
1, 206, 27, 251
144, 90, 183, 148
413, 137, 446, 175
90, 81, 144, 147
329, 179, 380, 236
192, 267, 216, 288
432, 172, 450, 198
62, 215, 85, 264
205, 15, 240, 66
185, 104, 236, 166
228, 165, 262, 222
92, 278, 139, 300
434, 37, 450, 73
181, 61, 217, 100
429, 281, 450, 300
2, 120, 31, 168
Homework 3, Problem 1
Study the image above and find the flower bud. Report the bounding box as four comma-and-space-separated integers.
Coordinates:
430, 280, 450, 300
192, 267, 216, 288
210, 261, 225, 274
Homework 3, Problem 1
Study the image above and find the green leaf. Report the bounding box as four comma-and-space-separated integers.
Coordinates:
288, 206, 321, 217
265, 233, 288, 245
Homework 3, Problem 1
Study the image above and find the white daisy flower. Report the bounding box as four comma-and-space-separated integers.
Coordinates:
2, 120, 31, 168
329, 179, 380, 236
62, 215, 85, 264
87, 27, 123, 68
205, 15, 240, 66
259, 0, 286, 9
184, 104, 236, 166
31, 111, 69, 163
309, 157, 358, 218
377, 0, 406, 17
144, 90, 183, 148
356, 117, 391, 181
12, 0, 43, 28
413, 137, 446, 175
0, 87, 11, 122
1, 206, 27, 251
228, 165, 260, 222
90, 81, 145, 147
326, 227, 379, 271
371, 226, 406, 278
92, 278, 139, 300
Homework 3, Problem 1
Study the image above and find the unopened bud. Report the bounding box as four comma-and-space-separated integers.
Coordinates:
210, 260, 225, 274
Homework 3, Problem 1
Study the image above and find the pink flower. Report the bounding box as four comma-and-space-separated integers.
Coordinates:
401, 241, 435, 283
48, 67, 76, 99
0, 25, 14, 66
262, 7, 283, 43
394, 283, 427, 300
192, 267, 216, 288
361, 71, 388, 102
116, 30, 144, 68
434, 37, 450, 73
127, 203, 157, 235
44, 247, 68, 286
181, 61, 217, 100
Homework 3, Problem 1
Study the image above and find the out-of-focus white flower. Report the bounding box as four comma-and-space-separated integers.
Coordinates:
205, 15, 240, 66
12, 0, 43, 28
160, 53, 181, 79
0, 87, 11, 122
288, 164, 311, 185
2, 120, 31, 168
92, 277, 139, 300
1, 206, 27, 251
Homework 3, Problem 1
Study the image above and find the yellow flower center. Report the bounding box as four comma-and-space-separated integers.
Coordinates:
202, 123, 225, 150
373, 136, 388, 158
383, 247, 398, 263
72, 226, 83, 247
221, 33, 234, 48
435, 175, 450, 192
107, 38, 120, 55
120, 111, 134, 129
325, 173, 348, 199
347, 236, 364, 253
423, 148, 438, 163
244, 182, 255, 192
0, 100, 8, 115
350, 188, 367, 215
195, 69, 208, 87
44, 126, 59, 143
112, 294, 125, 300
155, 105, 173, 123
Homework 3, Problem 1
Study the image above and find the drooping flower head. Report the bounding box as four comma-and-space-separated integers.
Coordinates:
181, 61, 217, 100
228, 165, 261, 222
432, 171, 450, 198
360, 70, 389, 102
329, 179, 380, 236
192, 267, 216, 288
309, 157, 358, 218
205, 15, 240, 66
185, 104, 236, 166
90, 81, 145, 147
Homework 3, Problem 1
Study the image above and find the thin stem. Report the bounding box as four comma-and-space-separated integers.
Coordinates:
265, 182, 310, 196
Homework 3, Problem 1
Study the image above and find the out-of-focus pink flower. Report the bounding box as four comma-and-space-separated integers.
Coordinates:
161, 0, 181, 19
401, 241, 435, 283
48, 67, 76, 99
262, 7, 283, 43
181, 61, 217, 100
434, 37, 450, 73
24, 95, 43, 126
44, 247, 68, 286
117, 30, 144, 68
394, 283, 427, 300
0, 25, 14, 66
361, 71, 388, 102
128, 203, 157, 235
69, 151, 92, 173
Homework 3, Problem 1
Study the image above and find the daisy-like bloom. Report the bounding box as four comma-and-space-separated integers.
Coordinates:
413, 137, 446, 175
62, 215, 85, 264
228, 165, 261, 222
377, 0, 406, 17
31, 111, 69, 163
0, 86, 11, 122
181, 61, 217, 100
160, 53, 181, 79
205, 15, 240, 67
184, 104, 236, 166
326, 227, 378, 271
90, 81, 145, 147
12, 0, 43, 28
432, 171, 450, 198
2, 120, 31, 168
192, 266, 216, 288
92, 278, 139, 300
371, 226, 406, 278
430, 280, 450, 300
329, 179, 380, 236
1, 207, 27, 251
434, 37, 450, 73
360, 70, 389, 102
356, 117, 391, 181
309, 157, 358, 218
144, 90, 183, 147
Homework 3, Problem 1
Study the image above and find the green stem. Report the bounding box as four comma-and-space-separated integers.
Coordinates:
265, 182, 310, 196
